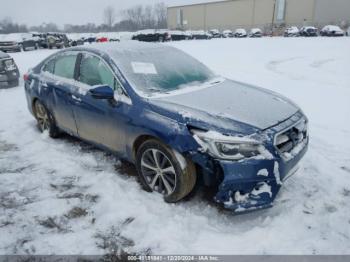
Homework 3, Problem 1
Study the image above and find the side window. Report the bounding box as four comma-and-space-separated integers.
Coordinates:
114, 79, 125, 96
79, 55, 115, 89
54, 54, 77, 79
42, 59, 55, 74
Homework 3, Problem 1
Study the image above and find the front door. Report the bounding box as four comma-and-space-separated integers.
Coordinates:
71, 53, 131, 153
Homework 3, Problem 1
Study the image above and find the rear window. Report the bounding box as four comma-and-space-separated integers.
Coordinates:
54, 54, 77, 79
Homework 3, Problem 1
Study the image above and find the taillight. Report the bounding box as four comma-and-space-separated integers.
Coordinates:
23, 73, 29, 81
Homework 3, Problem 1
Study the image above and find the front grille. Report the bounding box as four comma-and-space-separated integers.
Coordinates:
276, 126, 306, 153
0, 42, 16, 47
273, 114, 308, 158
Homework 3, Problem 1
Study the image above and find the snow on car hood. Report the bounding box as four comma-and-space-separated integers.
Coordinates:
151, 79, 299, 131
0, 51, 10, 59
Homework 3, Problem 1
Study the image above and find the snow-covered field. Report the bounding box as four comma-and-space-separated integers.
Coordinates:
1, 37, 349, 255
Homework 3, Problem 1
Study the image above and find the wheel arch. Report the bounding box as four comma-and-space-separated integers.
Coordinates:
132, 134, 162, 160
31, 97, 39, 115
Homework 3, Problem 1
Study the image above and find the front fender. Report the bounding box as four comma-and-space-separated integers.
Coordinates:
124, 108, 200, 162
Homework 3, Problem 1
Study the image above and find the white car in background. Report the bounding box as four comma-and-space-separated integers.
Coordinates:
320, 25, 345, 37
234, 28, 247, 38
249, 28, 263, 38
222, 30, 234, 38
284, 26, 300, 37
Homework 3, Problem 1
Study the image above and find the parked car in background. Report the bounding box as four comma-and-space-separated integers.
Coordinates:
85, 36, 97, 44
0, 51, 20, 88
33, 33, 65, 49
234, 29, 247, 38
24, 42, 308, 213
62, 34, 70, 47
191, 30, 212, 40
169, 31, 189, 41
299, 26, 318, 37
48, 33, 69, 47
132, 29, 171, 42
21, 33, 40, 51
69, 38, 84, 46
320, 25, 344, 37
209, 29, 222, 38
0, 34, 22, 52
47, 34, 65, 49
222, 30, 234, 38
249, 28, 262, 38
96, 36, 109, 43
68, 34, 85, 46
284, 26, 300, 37
109, 38, 120, 42
32, 33, 47, 48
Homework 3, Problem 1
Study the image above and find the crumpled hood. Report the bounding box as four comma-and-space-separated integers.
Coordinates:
148, 79, 299, 133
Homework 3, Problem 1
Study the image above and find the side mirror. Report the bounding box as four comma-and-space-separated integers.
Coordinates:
89, 85, 114, 100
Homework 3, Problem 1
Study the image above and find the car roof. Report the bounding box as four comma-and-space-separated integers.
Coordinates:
68, 41, 177, 56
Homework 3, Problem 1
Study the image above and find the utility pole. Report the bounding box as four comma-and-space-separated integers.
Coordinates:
271, 0, 276, 36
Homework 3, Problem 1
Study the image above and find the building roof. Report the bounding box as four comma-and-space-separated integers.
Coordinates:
168, 0, 229, 8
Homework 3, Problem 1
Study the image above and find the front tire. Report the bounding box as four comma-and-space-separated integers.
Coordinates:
33, 100, 60, 138
136, 139, 196, 203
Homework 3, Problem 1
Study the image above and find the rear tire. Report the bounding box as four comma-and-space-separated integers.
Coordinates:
33, 100, 60, 138
136, 139, 196, 203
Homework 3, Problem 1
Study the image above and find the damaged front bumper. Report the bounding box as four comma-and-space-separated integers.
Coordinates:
215, 139, 308, 213
189, 111, 309, 213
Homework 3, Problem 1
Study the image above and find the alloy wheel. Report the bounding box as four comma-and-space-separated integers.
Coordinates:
140, 148, 177, 196
35, 102, 50, 131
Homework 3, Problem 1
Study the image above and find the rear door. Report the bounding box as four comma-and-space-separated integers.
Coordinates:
41, 53, 79, 135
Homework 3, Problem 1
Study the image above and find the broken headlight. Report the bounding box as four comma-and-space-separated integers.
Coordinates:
192, 130, 265, 160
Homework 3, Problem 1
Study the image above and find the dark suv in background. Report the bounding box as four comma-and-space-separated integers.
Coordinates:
21, 33, 40, 51
0, 51, 20, 88
132, 29, 171, 42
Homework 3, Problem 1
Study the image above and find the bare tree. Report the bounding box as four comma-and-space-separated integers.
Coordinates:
122, 3, 167, 30
154, 2, 167, 28
104, 6, 116, 30
144, 5, 154, 28
0, 17, 28, 33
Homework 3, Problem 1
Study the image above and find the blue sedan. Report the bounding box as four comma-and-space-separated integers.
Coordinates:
24, 42, 308, 212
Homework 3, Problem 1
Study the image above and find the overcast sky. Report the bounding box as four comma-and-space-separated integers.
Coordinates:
0, 0, 221, 27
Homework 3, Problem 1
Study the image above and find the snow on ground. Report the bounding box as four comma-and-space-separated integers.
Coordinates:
1, 38, 350, 255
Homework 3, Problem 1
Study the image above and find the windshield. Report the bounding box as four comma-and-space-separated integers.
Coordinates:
112, 46, 215, 95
